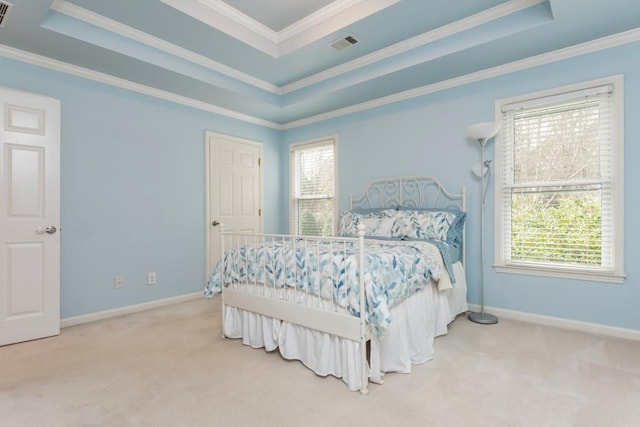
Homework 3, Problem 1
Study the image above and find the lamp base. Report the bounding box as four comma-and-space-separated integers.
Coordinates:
468, 311, 498, 325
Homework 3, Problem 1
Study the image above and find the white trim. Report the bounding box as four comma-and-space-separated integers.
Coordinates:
159, 0, 277, 57
275, 0, 399, 57
289, 135, 338, 235
280, 0, 546, 93
467, 304, 640, 342
282, 27, 640, 129
50, 0, 539, 91
288, 134, 338, 151
278, 0, 393, 42
51, 0, 279, 94
501, 84, 612, 112
0, 43, 281, 129
159, 0, 398, 58
2, 25, 638, 130
493, 74, 624, 282
60, 292, 202, 328
197, 0, 278, 42
495, 76, 620, 112
494, 265, 625, 283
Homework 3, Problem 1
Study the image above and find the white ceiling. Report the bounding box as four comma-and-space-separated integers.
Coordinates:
0, 0, 639, 128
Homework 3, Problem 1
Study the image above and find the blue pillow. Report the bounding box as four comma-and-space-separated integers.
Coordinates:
445, 210, 466, 245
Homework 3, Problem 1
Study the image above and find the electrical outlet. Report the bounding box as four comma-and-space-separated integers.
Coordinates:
115, 276, 124, 289
147, 272, 157, 285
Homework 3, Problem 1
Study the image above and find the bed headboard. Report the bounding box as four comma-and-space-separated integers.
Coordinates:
348, 176, 467, 267
349, 176, 466, 212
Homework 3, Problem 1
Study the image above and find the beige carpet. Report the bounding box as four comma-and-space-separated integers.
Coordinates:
1, 297, 639, 427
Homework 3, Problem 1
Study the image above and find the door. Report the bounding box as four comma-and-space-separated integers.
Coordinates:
206, 132, 262, 277
0, 87, 60, 346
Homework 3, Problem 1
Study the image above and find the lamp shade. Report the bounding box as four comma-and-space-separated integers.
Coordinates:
467, 122, 500, 142
471, 162, 488, 178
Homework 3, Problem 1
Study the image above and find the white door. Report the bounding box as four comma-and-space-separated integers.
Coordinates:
0, 87, 60, 346
206, 132, 262, 276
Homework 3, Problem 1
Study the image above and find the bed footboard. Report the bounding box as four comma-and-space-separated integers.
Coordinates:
218, 223, 371, 394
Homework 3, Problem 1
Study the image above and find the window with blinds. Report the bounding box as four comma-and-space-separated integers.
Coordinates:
495, 77, 624, 282
290, 138, 336, 236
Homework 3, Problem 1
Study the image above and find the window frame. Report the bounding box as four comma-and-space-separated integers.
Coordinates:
494, 75, 625, 283
289, 136, 338, 236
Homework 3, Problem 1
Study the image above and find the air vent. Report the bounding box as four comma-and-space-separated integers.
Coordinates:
329, 35, 359, 51
0, 1, 13, 28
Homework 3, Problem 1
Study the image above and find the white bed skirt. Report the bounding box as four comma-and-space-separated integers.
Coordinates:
223, 263, 468, 391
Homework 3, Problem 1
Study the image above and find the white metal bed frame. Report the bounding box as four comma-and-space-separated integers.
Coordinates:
218, 176, 466, 395
348, 175, 467, 267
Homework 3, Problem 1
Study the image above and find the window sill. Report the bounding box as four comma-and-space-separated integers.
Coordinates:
494, 264, 625, 284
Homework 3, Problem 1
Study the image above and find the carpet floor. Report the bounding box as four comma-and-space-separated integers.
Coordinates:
1, 297, 639, 426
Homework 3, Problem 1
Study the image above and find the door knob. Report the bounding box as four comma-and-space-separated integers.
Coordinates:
211, 221, 220, 226
36, 225, 57, 235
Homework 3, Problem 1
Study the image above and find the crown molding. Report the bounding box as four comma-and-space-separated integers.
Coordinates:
280, 0, 547, 93
186, 0, 397, 45
48, 0, 545, 97
0, 44, 282, 129
51, 0, 280, 94
276, 0, 399, 57
2, 27, 637, 131
197, 0, 278, 42
282, 27, 640, 129
278, 0, 370, 41
277, 0, 399, 43
160, 0, 398, 57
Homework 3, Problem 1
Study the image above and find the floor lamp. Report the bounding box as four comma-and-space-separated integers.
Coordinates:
467, 122, 500, 325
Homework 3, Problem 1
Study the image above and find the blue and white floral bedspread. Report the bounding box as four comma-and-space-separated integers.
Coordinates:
205, 239, 444, 338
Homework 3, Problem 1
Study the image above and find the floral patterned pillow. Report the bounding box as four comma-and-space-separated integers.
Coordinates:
361, 216, 396, 237
338, 209, 396, 237
339, 208, 465, 242
338, 211, 360, 236
389, 209, 466, 242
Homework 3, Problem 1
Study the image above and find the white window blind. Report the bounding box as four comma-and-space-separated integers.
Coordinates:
496, 77, 624, 281
290, 138, 336, 236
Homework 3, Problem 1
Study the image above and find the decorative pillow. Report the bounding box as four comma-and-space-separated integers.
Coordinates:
388, 208, 466, 242
338, 207, 465, 243
445, 210, 466, 245
338, 209, 397, 237
361, 216, 396, 237
338, 210, 361, 236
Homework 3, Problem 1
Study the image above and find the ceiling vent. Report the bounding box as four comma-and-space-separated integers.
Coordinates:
0, 1, 13, 28
329, 35, 359, 51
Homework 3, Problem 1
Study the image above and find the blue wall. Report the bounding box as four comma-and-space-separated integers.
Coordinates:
0, 56, 282, 318
283, 42, 640, 331
2, 40, 638, 331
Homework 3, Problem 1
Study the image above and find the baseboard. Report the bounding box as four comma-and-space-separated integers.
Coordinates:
60, 292, 203, 329
467, 304, 640, 342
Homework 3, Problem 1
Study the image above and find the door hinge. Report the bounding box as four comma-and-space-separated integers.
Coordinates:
258, 209, 262, 216
258, 158, 261, 166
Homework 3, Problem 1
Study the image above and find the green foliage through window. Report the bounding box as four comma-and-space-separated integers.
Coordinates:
511, 194, 602, 266
497, 78, 622, 279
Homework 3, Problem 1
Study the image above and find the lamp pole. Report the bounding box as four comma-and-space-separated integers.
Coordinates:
468, 125, 499, 325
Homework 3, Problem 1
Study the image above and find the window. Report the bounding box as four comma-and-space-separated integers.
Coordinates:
495, 76, 624, 282
290, 137, 337, 236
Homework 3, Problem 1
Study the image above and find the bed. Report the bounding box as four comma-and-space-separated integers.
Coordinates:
205, 176, 468, 394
